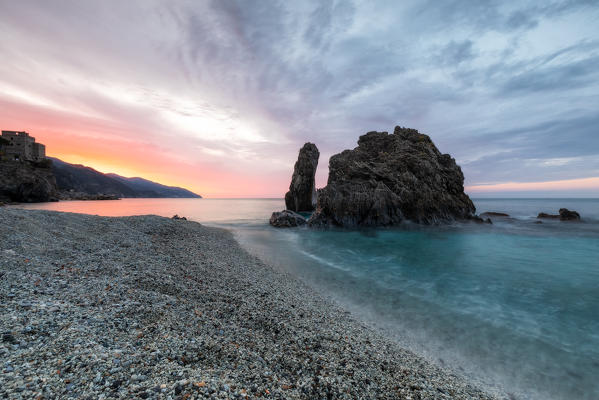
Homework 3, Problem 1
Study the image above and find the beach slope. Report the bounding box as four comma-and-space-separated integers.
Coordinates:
0, 209, 495, 399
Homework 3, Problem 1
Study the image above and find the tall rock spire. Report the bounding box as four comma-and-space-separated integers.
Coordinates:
284, 143, 319, 212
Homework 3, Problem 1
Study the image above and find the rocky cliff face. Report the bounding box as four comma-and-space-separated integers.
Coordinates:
285, 143, 319, 212
308, 126, 475, 227
0, 160, 59, 203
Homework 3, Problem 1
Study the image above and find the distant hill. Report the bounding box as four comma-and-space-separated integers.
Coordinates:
106, 173, 201, 198
50, 158, 201, 198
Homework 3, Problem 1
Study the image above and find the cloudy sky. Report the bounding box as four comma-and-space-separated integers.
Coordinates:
1, 0, 598, 197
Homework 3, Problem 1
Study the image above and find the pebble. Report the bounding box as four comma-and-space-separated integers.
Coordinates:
0, 209, 501, 400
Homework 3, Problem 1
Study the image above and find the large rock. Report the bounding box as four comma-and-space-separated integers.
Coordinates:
0, 160, 59, 203
285, 143, 319, 212
308, 126, 476, 227
270, 210, 307, 228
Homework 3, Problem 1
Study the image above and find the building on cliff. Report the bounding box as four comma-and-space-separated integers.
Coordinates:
1, 131, 46, 162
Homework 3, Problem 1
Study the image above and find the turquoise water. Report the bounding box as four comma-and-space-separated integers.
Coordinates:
13, 198, 599, 399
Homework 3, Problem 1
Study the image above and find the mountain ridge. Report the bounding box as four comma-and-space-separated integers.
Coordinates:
50, 157, 201, 198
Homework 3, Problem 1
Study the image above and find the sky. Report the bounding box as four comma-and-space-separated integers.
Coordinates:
1, 0, 598, 198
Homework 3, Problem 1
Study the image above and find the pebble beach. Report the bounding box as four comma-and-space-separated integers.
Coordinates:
0, 209, 497, 399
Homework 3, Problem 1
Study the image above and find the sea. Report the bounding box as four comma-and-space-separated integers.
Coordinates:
13, 198, 599, 400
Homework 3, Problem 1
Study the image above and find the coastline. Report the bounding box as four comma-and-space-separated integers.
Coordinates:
1, 209, 497, 399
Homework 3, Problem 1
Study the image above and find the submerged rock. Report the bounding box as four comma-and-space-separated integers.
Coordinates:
480, 212, 510, 217
308, 126, 475, 227
269, 210, 306, 228
537, 209, 581, 221
285, 143, 319, 212
537, 212, 559, 219
469, 215, 492, 224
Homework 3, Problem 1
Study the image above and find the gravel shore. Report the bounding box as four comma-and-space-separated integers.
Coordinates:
1, 209, 497, 399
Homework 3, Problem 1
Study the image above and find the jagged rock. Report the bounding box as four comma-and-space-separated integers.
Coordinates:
269, 210, 306, 228
480, 212, 510, 217
537, 209, 581, 221
308, 126, 475, 227
285, 143, 319, 212
172, 214, 187, 220
0, 160, 59, 203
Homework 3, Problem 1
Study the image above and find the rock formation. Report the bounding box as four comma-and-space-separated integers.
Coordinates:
285, 143, 319, 212
308, 126, 476, 227
537, 208, 580, 221
270, 210, 307, 228
0, 160, 59, 203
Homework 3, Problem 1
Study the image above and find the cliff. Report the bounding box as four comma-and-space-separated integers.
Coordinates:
0, 159, 59, 203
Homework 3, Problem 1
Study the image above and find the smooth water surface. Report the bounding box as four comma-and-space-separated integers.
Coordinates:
13, 198, 599, 399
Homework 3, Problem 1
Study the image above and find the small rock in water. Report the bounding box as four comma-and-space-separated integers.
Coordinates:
480, 212, 510, 217
537, 208, 581, 221
269, 210, 306, 228
468, 215, 492, 224
559, 208, 580, 221
537, 212, 560, 219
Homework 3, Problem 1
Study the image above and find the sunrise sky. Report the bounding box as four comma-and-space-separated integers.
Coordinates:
1, 1, 598, 197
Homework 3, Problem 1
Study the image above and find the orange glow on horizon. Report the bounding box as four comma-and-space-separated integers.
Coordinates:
466, 177, 599, 193
3, 99, 598, 198
0, 98, 291, 198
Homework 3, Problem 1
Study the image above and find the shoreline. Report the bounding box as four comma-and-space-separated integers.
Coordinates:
1, 208, 497, 399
